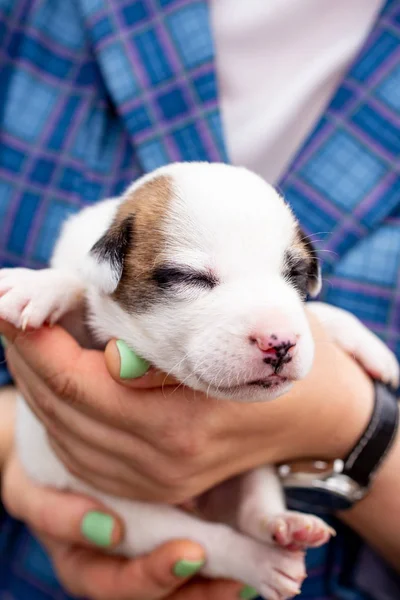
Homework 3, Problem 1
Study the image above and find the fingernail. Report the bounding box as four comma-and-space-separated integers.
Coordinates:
116, 340, 150, 379
173, 559, 205, 578
81, 511, 115, 547
239, 585, 259, 599
0, 335, 8, 349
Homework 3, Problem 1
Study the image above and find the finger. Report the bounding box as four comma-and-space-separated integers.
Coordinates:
0, 318, 20, 342
48, 435, 160, 501
2, 453, 123, 549
44, 407, 166, 491
6, 348, 176, 494
105, 339, 178, 388
171, 578, 243, 600
8, 347, 235, 503
5, 345, 133, 451
6, 325, 116, 411
6, 347, 247, 503
45, 538, 207, 600
5, 328, 218, 483
2, 323, 83, 366
48, 436, 197, 504
7, 327, 187, 438
4, 326, 149, 432
48, 435, 192, 504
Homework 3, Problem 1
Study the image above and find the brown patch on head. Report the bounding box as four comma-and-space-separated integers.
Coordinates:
91, 175, 174, 312
115, 175, 173, 311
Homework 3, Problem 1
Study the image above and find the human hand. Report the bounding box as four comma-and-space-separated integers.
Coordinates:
0, 385, 16, 470
2, 451, 241, 600
0, 312, 373, 504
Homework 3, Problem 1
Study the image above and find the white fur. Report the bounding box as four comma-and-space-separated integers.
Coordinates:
1, 162, 398, 598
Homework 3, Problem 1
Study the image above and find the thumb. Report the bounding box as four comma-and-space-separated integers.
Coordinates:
2, 453, 123, 548
105, 339, 178, 388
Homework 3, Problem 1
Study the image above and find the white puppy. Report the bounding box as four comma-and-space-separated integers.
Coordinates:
0, 163, 398, 599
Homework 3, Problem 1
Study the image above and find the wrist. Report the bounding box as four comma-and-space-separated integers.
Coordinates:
279, 379, 398, 516
338, 428, 400, 572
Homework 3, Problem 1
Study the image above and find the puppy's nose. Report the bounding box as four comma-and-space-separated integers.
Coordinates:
249, 334, 297, 374
249, 334, 297, 358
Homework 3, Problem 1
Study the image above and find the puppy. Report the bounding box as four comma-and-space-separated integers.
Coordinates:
0, 163, 398, 599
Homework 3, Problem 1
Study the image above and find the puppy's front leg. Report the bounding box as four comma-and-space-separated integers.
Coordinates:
237, 466, 334, 551
0, 268, 85, 330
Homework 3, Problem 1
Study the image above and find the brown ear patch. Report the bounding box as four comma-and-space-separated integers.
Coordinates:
284, 225, 321, 298
112, 175, 174, 312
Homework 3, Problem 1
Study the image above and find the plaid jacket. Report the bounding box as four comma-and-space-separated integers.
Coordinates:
0, 0, 399, 598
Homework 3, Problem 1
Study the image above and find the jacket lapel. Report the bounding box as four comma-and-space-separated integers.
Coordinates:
278, 0, 400, 274
78, 0, 228, 170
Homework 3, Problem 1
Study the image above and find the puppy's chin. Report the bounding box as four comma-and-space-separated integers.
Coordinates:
188, 376, 294, 403
215, 381, 294, 403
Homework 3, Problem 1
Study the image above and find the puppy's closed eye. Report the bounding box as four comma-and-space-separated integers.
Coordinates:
153, 265, 218, 290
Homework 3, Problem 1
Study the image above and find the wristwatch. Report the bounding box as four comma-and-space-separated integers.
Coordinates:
278, 381, 399, 513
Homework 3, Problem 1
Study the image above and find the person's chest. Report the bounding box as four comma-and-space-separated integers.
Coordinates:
211, 0, 384, 184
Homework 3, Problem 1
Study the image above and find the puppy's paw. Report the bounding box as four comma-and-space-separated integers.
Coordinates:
258, 548, 306, 600
0, 268, 83, 330
307, 302, 399, 388
354, 335, 399, 389
266, 511, 335, 551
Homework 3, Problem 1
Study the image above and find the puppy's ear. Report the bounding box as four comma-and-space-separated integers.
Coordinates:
286, 226, 322, 299
299, 228, 322, 298
84, 216, 134, 294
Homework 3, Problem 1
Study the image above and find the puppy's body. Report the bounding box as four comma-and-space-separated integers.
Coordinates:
1, 163, 398, 599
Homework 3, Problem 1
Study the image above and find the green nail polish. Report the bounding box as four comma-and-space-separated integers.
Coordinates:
0, 335, 8, 349
116, 340, 150, 379
81, 511, 115, 547
239, 585, 259, 600
173, 559, 205, 578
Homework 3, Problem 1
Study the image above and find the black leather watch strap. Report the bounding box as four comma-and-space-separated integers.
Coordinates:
342, 382, 399, 488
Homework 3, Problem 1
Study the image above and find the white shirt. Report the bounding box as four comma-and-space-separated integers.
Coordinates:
212, 0, 384, 184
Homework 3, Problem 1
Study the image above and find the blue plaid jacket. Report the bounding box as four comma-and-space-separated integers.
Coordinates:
0, 0, 399, 598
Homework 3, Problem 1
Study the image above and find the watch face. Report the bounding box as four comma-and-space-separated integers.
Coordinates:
284, 486, 353, 513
